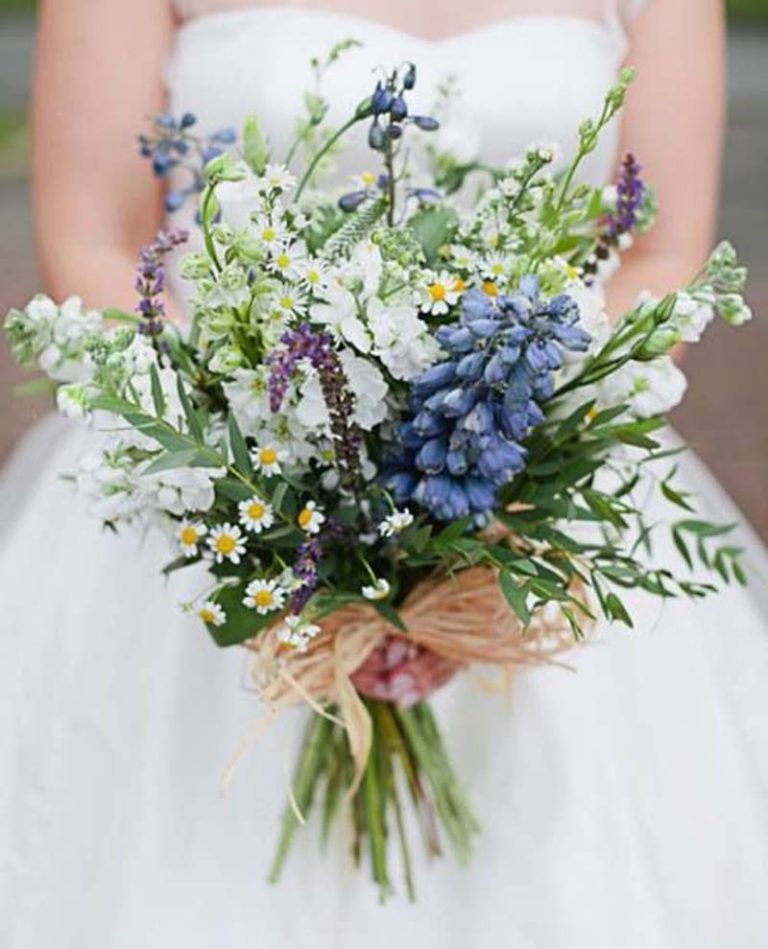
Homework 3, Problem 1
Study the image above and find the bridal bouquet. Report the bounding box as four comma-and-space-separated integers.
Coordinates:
5, 55, 752, 900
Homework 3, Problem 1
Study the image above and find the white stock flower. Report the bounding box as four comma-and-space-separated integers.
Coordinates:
310, 285, 372, 354
598, 356, 687, 419
340, 350, 389, 429
378, 510, 414, 537
222, 368, 273, 436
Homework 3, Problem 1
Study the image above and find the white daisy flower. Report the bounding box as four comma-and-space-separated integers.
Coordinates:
251, 444, 286, 477
238, 496, 275, 533
351, 170, 379, 190
378, 510, 414, 538
362, 578, 391, 601
482, 254, 510, 282
297, 500, 325, 535
275, 614, 322, 652
419, 271, 462, 315
273, 287, 308, 318
254, 218, 288, 251
207, 523, 247, 564
243, 578, 286, 615
270, 243, 306, 280
177, 520, 208, 557
261, 163, 297, 195
298, 259, 331, 294
198, 601, 226, 627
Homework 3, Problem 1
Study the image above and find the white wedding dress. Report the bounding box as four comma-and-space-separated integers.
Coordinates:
2, 2, 768, 947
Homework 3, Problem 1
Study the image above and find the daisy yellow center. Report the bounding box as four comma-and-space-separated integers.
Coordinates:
260, 447, 278, 466
215, 534, 236, 555
254, 590, 273, 608
565, 263, 580, 281
453, 278, 466, 292
199, 608, 215, 623
482, 280, 499, 297
276, 253, 290, 269
298, 508, 313, 529
180, 526, 198, 546
280, 296, 293, 309
428, 283, 446, 302
247, 502, 265, 520
307, 270, 320, 284
490, 262, 504, 275
361, 172, 376, 186
262, 227, 276, 241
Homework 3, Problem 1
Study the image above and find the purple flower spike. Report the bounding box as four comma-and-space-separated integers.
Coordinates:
267, 324, 362, 490
605, 153, 645, 241
135, 228, 188, 338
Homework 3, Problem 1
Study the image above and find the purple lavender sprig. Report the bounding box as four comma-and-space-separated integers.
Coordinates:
288, 519, 348, 614
605, 153, 645, 241
135, 228, 188, 339
268, 324, 362, 491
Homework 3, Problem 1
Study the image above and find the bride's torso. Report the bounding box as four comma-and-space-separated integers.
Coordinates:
166, 0, 639, 188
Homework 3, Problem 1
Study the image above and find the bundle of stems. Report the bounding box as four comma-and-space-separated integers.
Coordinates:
268, 700, 479, 901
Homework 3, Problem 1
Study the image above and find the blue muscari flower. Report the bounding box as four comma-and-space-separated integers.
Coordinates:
383, 279, 591, 521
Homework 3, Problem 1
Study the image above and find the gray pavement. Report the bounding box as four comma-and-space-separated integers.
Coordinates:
1, 17, 767, 539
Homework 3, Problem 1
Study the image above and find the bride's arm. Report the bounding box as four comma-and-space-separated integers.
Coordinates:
606, 0, 725, 317
32, 0, 175, 311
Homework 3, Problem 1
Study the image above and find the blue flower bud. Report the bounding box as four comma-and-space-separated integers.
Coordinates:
460, 289, 493, 323
436, 325, 474, 353
164, 190, 186, 213
412, 115, 439, 131
390, 95, 408, 122
412, 409, 446, 438
468, 319, 501, 339
368, 121, 387, 151
518, 274, 540, 300
412, 361, 458, 395
461, 401, 494, 435
211, 127, 237, 144
484, 353, 507, 385
456, 351, 487, 381
338, 190, 369, 212
180, 112, 197, 128
465, 477, 496, 513
402, 63, 417, 90
371, 82, 393, 115
446, 449, 469, 476
441, 386, 478, 418
386, 123, 403, 140
416, 437, 448, 474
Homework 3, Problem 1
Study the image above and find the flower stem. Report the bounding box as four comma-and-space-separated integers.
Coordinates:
295, 115, 361, 201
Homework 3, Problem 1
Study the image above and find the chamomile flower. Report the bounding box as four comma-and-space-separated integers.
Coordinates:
419, 271, 462, 315
198, 600, 226, 627
275, 614, 322, 652
261, 163, 297, 195
207, 523, 247, 564
482, 254, 510, 282
297, 500, 325, 535
449, 245, 478, 271
298, 259, 330, 294
242, 578, 286, 615
351, 170, 379, 190
273, 287, 308, 318
254, 218, 287, 251
378, 509, 414, 538
362, 578, 391, 601
251, 444, 286, 477
177, 520, 208, 557
238, 495, 275, 533
270, 243, 305, 280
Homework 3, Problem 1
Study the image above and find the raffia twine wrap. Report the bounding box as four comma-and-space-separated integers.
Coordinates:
243, 565, 588, 794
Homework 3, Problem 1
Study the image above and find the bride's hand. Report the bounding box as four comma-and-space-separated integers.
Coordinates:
351, 636, 460, 708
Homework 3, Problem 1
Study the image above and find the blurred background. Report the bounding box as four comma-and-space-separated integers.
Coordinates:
0, 1, 766, 537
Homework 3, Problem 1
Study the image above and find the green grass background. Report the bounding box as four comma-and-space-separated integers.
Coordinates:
1, 0, 767, 15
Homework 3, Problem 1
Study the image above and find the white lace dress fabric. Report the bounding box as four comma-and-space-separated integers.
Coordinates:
2, 3, 768, 948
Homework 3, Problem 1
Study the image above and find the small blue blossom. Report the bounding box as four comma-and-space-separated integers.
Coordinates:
138, 113, 237, 214
383, 279, 590, 520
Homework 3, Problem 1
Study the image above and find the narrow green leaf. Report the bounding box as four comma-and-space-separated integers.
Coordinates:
176, 374, 204, 443
243, 113, 269, 175
227, 412, 252, 474
499, 571, 531, 625
149, 363, 167, 419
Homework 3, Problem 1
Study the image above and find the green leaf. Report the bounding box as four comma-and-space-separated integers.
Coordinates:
499, 571, 531, 625
227, 412, 252, 475
660, 479, 695, 512
102, 308, 140, 324
408, 206, 459, 262
142, 448, 220, 475
604, 592, 634, 627
242, 114, 269, 175
176, 375, 205, 443
149, 363, 167, 419
372, 599, 407, 632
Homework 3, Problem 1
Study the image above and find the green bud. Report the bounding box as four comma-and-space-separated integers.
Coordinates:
717, 293, 752, 326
